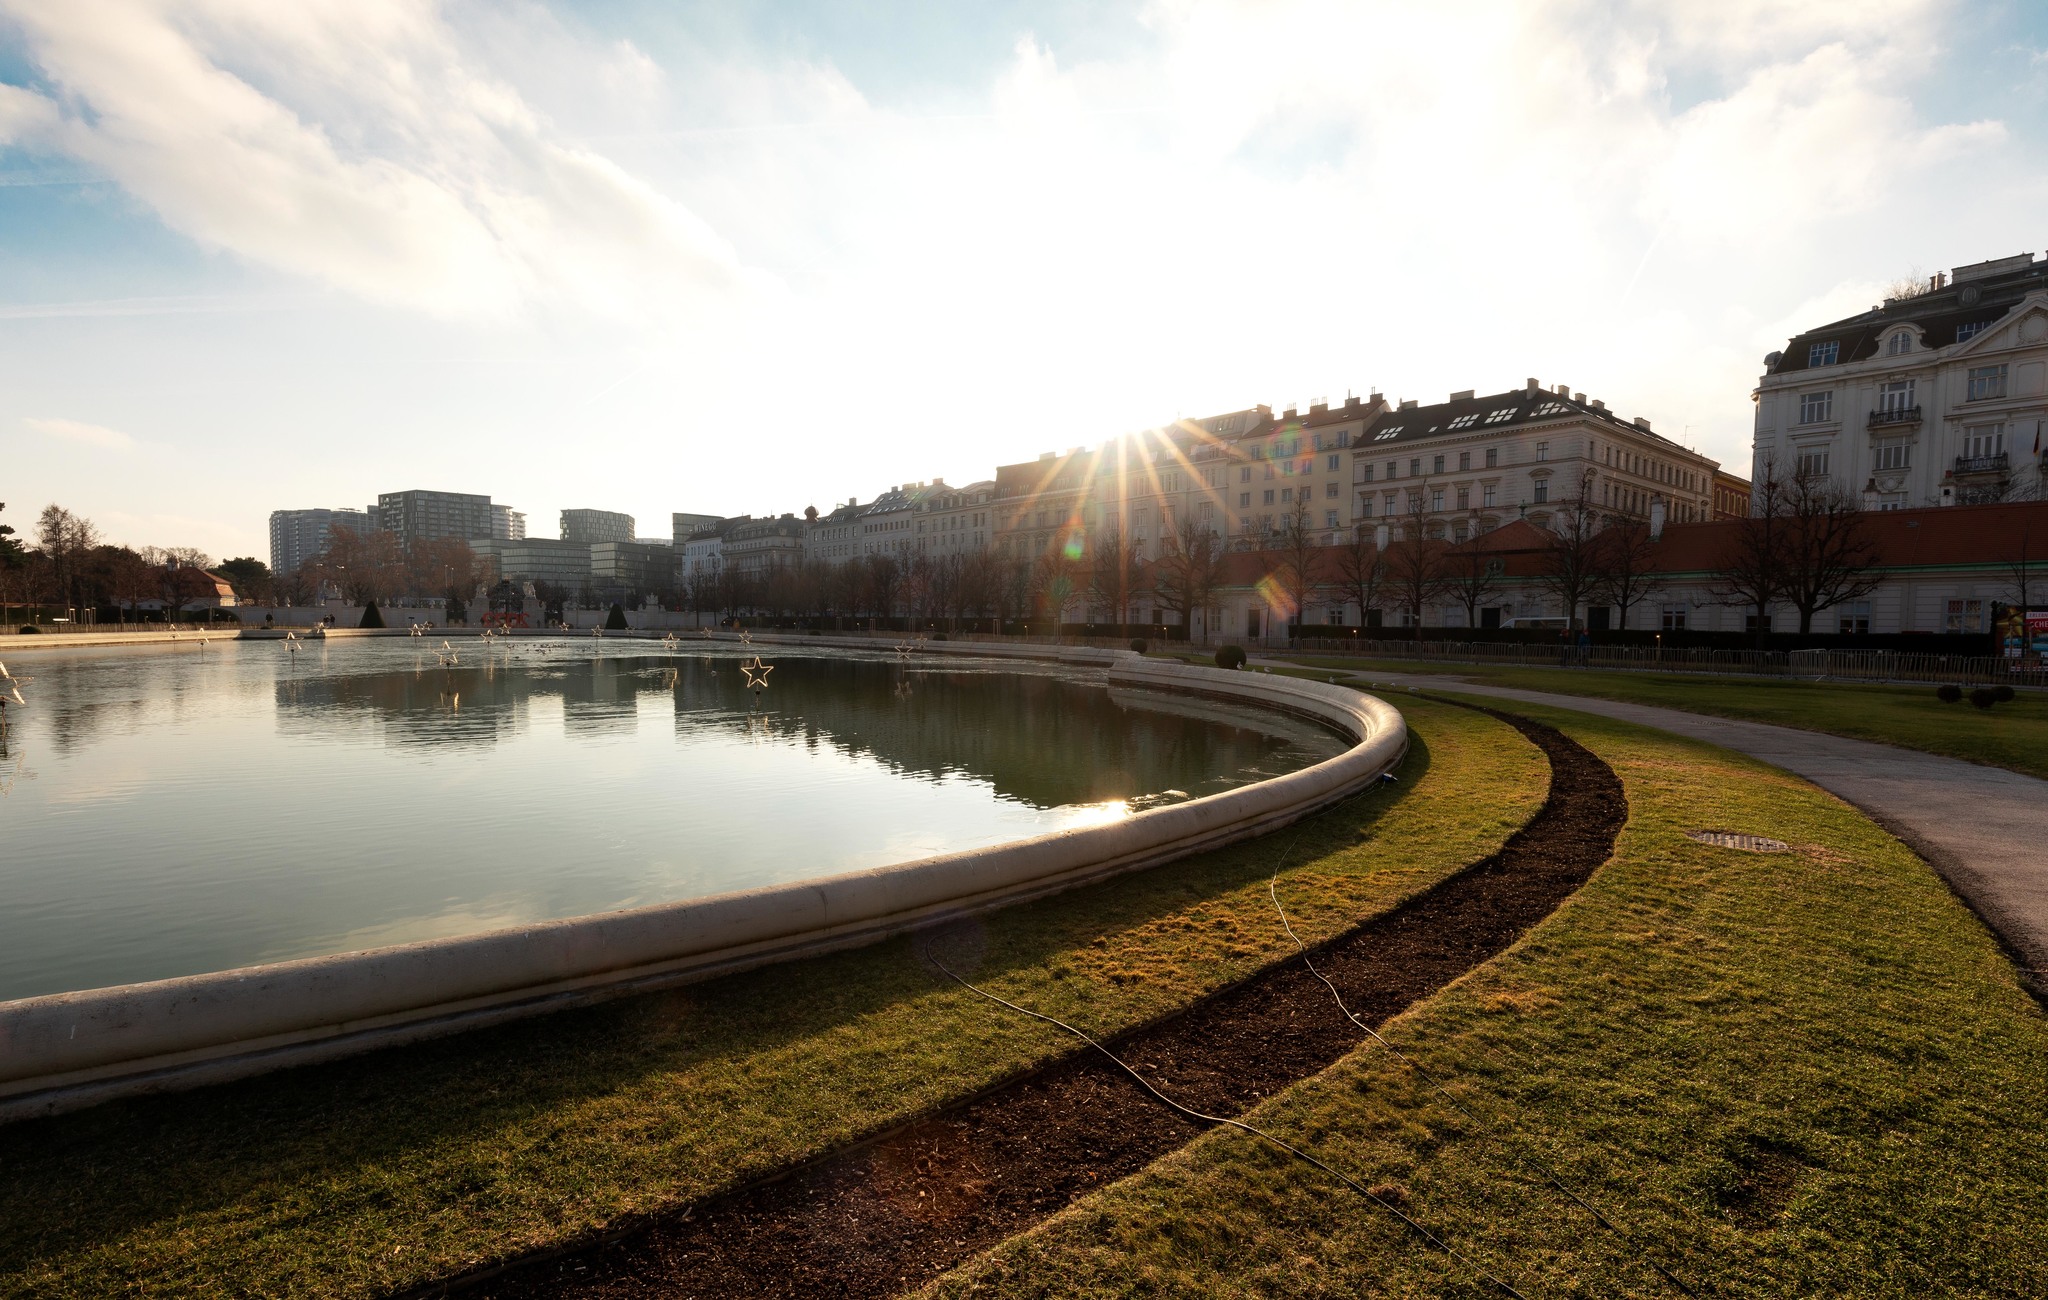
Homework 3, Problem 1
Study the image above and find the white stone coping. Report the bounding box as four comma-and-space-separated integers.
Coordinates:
0, 645, 1404, 1122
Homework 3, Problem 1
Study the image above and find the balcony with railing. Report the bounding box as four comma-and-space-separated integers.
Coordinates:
1953, 452, 2009, 476
1866, 405, 1922, 429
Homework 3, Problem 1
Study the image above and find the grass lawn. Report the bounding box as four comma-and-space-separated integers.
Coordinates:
927, 704, 2048, 1298
1281, 655, 2048, 781
0, 698, 1544, 1300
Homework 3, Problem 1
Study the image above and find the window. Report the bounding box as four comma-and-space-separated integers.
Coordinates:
1264, 464, 1275, 480
1448, 413, 1480, 430
1458, 451, 1471, 470
1878, 492, 1908, 510
1409, 458, 1422, 476
1358, 496, 1373, 518
1326, 454, 1340, 471
1262, 489, 1275, 505
1956, 320, 1990, 343
1799, 391, 1833, 424
1808, 340, 1839, 366
1312, 434, 1324, 451
1485, 448, 1498, 468
1795, 449, 1829, 478
1373, 426, 1404, 441
1746, 611, 1772, 634
1962, 423, 2005, 460
1326, 482, 1339, 498
1484, 408, 1515, 424
1532, 479, 1548, 504
1386, 460, 1398, 479
1535, 441, 1549, 462
1239, 492, 1251, 508
1967, 364, 2008, 401
1945, 598, 1983, 634
1530, 401, 1571, 417
1240, 467, 1251, 482
1872, 443, 1911, 471
1483, 484, 1497, 507
1430, 489, 1444, 511
1279, 487, 1293, 502
1357, 463, 1375, 483
1660, 606, 1687, 632
1886, 332, 1912, 356
1282, 459, 1296, 476
1837, 601, 1871, 635
1300, 457, 1315, 475
1456, 486, 1470, 510
1325, 510, 1339, 528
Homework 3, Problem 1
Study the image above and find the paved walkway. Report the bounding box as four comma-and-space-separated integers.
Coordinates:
1309, 667, 2048, 992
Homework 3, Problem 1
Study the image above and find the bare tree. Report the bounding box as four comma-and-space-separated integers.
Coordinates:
1087, 527, 1143, 631
1330, 525, 1386, 631
1153, 512, 1227, 644
1533, 475, 1604, 633
36, 504, 100, 616
1593, 516, 1666, 632
1443, 545, 1505, 632
311, 524, 402, 606
1383, 500, 1449, 636
1779, 471, 1883, 635
1269, 498, 1330, 639
1713, 459, 1794, 646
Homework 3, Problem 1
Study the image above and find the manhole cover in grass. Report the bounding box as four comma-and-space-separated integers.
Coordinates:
1687, 830, 1790, 853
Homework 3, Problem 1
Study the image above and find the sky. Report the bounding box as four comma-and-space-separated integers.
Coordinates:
3, 0, 2047, 563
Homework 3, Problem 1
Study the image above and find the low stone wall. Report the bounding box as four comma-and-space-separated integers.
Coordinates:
0, 643, 1404, 1122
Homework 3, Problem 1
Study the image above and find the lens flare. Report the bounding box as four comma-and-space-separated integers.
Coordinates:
1062, 529, 1086, 561
1253, 573, 1297, 620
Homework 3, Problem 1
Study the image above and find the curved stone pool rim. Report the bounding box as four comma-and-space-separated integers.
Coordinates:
0, 643, 1405, 1123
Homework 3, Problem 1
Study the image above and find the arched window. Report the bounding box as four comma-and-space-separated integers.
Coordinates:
1887, 331, 1913, 356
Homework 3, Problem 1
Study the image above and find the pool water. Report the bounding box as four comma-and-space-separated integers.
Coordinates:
0, 640, 1344, 1000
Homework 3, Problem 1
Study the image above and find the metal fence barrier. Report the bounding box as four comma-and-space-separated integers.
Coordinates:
1286, 637, 2047, 687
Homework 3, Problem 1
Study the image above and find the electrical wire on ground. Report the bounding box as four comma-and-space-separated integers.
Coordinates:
924, 950, 1531, 1300
1266, 840, 1698, 1296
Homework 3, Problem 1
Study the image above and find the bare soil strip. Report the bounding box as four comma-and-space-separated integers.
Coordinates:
426, 707, 1623, 1300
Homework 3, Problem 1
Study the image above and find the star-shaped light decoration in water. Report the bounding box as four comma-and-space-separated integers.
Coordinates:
737, 628, 753, 645
0, 661, 31, 708
740, 656, 773, 694
409, 624, 424, 638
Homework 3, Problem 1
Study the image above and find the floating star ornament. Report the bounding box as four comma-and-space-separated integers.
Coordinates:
0, 661, 30, 708
740, 657, 773, 691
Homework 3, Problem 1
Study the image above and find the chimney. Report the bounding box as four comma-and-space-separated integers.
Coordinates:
1591, 399, 1606, 410
1399, 399, 1418, 411
1343, 394, 1360, 409
1450, 389, 1475, 401
1555, 383, 1570, 395
1284, 406, 1298, 419
1572, 392, 1585, 403
1526, 377, 1540, 392
1649, 496, 1666, 540
1633, 417, 1652, 432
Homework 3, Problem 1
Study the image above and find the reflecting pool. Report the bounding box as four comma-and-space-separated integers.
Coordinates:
0, 640, 1345, 1000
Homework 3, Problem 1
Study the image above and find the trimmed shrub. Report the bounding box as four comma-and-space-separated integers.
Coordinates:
1215, 644, 1247, 670
1129, 638, 1149, 654
1993, 684, 2015, 703
605, 603, 630, 631
359, 601, 385, 629
1969, 687, 1997, 710
1936, 684, 1963, 703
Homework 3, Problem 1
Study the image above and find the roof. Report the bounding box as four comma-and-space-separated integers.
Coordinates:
1354, 385, 1680, 452
1770, 252, 2048, 375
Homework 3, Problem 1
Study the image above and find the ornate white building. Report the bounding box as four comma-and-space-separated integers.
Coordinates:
1755, 251, 2048, 510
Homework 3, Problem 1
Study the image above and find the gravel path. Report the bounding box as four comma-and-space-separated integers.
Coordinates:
1324, 667, 2048, 994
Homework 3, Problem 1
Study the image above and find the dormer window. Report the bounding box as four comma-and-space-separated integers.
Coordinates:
1886, 331, 1913, 356
1808, 341, 1840, 366
1447, 413, 1481, 430
1956, 320, 1990, 343
1483, 408, 1515, 424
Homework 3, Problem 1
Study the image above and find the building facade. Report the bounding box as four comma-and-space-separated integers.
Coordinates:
1353, 382, 1720, 544
724, 515, 806, 575
1756, 251, 2048, 510
914, 480, 995, 556
269, 506, 372, 577
806, 501, 864, 564
376, 490, 493, 548
490, 504, 527, 540
560, 509, 635, 545
590, 541, 673, 596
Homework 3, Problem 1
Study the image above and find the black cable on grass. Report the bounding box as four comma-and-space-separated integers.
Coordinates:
925, 952, 1531, 1300
1267, 853, 1699, 1296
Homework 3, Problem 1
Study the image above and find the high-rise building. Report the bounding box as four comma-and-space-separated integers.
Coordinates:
560, 508, 634, 544
491, 504, 527, 540
376, 490, 493, 547
269, 507, 372, 577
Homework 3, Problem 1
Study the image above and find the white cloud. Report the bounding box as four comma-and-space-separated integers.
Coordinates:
0, 0, 751, 321
24, 416, 136, 448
